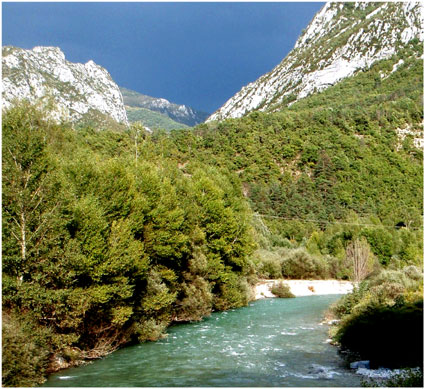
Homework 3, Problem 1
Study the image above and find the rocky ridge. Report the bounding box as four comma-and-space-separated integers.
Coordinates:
2, 46, 128, 125
208, 2, 424, 121
120, 87, 209, 127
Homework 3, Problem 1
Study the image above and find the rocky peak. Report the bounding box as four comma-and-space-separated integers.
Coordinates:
208, 2, 423, 121
2, 45, 128, 126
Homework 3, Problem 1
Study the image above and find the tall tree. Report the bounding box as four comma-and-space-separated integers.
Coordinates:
346, 237, 374, 282
2, 104, 63, 284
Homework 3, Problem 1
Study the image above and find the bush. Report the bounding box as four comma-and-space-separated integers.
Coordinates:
176, 277, 213, 321
260, 254, 283, 279
270, 281, 295, 298
330, 282, 369, 318
368, 268, 422, 291
135, 317, 169, 342
269, 234, 293, 248
336, 299, 423, 368
402, 265, 423, 282
213, 274, 250, 311
251, 249, 283, 279
281, 248, 330, 279
260, 257, 283, 278
2, 312, 50, 387
331, 266, 423, 321
326, 255, 351, 279
365, 267, 424, 306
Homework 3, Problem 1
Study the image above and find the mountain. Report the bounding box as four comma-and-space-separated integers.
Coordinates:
2, 46, 128, 127
125, 106, 189, 131
192, 44, 423, 223
208, 2, 423, 121
120, 87, 209, 127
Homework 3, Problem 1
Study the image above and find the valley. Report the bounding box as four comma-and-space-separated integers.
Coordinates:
2, 2, 423, 387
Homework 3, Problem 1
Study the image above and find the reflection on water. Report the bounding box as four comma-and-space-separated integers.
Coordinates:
43, 295, 362, 387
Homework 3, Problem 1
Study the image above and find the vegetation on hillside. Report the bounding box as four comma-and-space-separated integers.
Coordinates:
173, 47, 423, 231
166, 47, 423, 276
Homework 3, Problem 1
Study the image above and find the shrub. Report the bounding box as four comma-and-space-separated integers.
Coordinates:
175, 277, 213, 321
135, 317, 169, 342
402, 265, 423, 282
336, 300, 423, 368
330, 282, 369, 318
331, 266, 423, 320
2, 312, 50, 387
259, 256, 283, 279
368, 267, 423, 301
270, 281, 295, 298
326, 255, 351, 279
251, 249, 283, 279
269, 234, 293, 248
213, 274, 250, 311
281, 248, 330, 279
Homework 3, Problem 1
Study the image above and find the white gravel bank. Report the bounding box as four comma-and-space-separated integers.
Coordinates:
254, 279, 354, 300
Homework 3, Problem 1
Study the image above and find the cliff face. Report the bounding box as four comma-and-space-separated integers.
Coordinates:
208, 2, 424, 121
2, 46, 128, 125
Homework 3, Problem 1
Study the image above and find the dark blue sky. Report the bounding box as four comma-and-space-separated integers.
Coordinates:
2, 2, 324, 113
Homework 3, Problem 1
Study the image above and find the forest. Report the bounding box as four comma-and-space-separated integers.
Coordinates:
2, 44, 423, 387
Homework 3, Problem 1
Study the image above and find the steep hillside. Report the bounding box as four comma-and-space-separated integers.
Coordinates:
208, 2, 423, 121
171, 43, 423, 242
2, 46, 128, 126
121, 87, 209, 127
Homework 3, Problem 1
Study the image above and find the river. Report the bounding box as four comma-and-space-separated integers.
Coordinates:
43, 295, 362, 387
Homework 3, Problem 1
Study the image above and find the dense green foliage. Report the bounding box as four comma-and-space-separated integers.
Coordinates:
2, 312, 50, 387
252, 247, 336, 280
337, 300, 423, 368
2, 103, 255, 386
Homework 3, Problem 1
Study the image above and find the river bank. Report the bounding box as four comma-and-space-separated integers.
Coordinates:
254, 279, 354, 300
37, 279, 354, 383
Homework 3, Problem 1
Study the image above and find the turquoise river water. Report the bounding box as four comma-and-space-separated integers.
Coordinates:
43, 295, 362, 387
